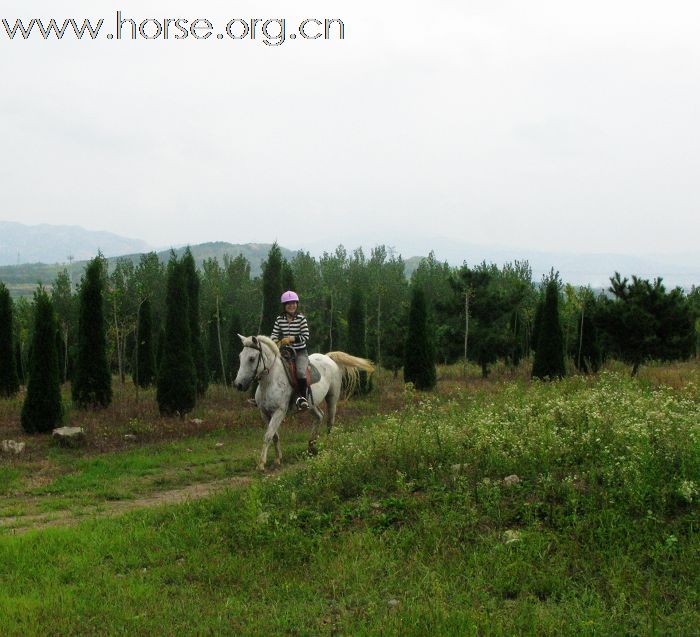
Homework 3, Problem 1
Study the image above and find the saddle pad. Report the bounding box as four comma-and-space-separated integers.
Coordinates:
309, 363, 321, 385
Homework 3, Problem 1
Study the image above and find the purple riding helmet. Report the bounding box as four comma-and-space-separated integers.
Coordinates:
280, 290, 299, 304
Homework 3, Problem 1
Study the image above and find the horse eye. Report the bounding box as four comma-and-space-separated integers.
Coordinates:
249, 356, 255, 362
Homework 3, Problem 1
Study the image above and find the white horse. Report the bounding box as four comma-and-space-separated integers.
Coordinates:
234, 335, 374, 470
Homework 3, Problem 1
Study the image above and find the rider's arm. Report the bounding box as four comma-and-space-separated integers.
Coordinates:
271, 316, 282, 341
294, 315, 310, 347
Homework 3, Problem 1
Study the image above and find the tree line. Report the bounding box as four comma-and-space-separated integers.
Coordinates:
1, 243, 698, 431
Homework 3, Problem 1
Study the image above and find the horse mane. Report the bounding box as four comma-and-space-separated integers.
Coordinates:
242, 334, 280, 357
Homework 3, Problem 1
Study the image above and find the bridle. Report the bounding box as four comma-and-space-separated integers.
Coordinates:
248, 342, 278, 382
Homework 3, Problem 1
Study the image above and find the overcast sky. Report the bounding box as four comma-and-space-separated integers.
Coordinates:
2, 0, 699, 257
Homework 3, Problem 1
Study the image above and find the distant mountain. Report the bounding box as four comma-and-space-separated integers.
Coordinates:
0, 241, 298, 297
1, 233, 696, 298
0, 221, 152, 266
105, 242, 297, 274
352, 237, 699, 289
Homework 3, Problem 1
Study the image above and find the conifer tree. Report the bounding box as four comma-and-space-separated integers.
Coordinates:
532, 280, 566, 379
282, 259, 296, 292
403, 286, 436, 390
55, 329, 66, 383
182, 248, 208, 396
72, 255, 112, 408
156, 326, 165, 372
0, 283, 20, 397
15, 338, 24, 385
347, 287, 371, 393
157, 256, 196, 416
21, 288, 62, 432
260, 243, 283, 335
135, 297, 156, 388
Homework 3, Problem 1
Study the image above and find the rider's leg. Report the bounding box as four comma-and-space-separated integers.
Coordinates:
295, 349, 309, 409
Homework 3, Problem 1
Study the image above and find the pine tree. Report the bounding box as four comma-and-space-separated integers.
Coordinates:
532, 280, 566, 379
135, 297, 156, 388
0, 283, 20, 397
260, 243, 283, 335
404, 286, 437, 390
72, 255, 112, 408
21, 288, 62, 432
157, 256, 196, 416
182, 248, 208, 396
347, 287, 371, 393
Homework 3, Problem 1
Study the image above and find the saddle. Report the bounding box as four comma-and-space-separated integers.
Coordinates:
280, 347, 320, 394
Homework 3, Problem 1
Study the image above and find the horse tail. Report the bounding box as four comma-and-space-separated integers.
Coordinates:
325, 352, 375, 398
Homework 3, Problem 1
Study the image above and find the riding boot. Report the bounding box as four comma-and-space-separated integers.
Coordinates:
296, 377, 309, 410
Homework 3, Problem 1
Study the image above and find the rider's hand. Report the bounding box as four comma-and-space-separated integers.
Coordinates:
279, 337, 293, 346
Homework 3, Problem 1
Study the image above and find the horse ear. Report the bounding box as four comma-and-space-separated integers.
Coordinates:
237, 334, 246, 344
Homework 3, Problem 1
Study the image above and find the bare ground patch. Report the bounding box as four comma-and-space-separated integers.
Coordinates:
0, 475, 253, 535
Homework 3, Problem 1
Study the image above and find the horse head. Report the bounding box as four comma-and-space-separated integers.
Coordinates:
234, 335, 279, 391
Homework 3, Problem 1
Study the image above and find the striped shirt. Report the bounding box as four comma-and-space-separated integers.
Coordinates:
271, 313, 310, 351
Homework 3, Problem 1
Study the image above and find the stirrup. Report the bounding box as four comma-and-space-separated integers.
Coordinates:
296, 396, 309, 410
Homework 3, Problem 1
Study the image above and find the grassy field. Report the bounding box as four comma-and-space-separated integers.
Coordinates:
0, 362, 698, 634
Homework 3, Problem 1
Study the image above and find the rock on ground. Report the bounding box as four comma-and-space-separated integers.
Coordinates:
52, 427, 86, 448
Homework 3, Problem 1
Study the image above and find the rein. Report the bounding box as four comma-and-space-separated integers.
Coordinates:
250, 343, 278, 382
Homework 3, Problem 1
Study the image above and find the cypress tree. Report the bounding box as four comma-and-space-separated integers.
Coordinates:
157, 256, 196, 416
135, 297, 156, 388
403, 286, 436, 390
156, 325, 165, 372
347, 287, 371, 393
55, 329, 66, 384
21, 288, 62, 432
225, 309, 243, 385
575, 297, 602, 373
182, 248, 208, 396
72, 255, 112, 408
260, 243, 283, 335
15, 338, 24, 385
532, 280, 566, 379
0, 283, 20, 397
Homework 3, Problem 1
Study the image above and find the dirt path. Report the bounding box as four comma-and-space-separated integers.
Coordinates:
0, 475, 254, 535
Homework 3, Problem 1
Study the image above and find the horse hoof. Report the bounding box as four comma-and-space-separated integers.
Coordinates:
257, 462, 266, 471
307, 442, 318, 456
274, 458, 282, 467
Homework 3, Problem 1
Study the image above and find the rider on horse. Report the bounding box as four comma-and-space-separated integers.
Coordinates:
271, 290, 310, 409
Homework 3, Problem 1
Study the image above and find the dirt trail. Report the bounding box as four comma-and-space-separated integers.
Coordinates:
0, 475, 253, 535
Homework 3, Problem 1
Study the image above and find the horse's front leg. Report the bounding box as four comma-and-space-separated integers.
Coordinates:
258, 408, 286, 471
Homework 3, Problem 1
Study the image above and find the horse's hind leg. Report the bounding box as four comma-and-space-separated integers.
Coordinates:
259, 409, 285, 471
273, 433, 282, 467
308, 405, 324, 455
325, 393, 339, 434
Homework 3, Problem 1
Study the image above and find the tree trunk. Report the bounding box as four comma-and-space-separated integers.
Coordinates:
376, 295, 381, 368
113, 301, 123, 384
577, 306, 584, 372
216, 296, 227, 387
329, 293, 334, 351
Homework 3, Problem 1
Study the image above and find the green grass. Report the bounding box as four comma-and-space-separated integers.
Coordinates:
0, 369, 698, 634
0, 426, 313, 519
